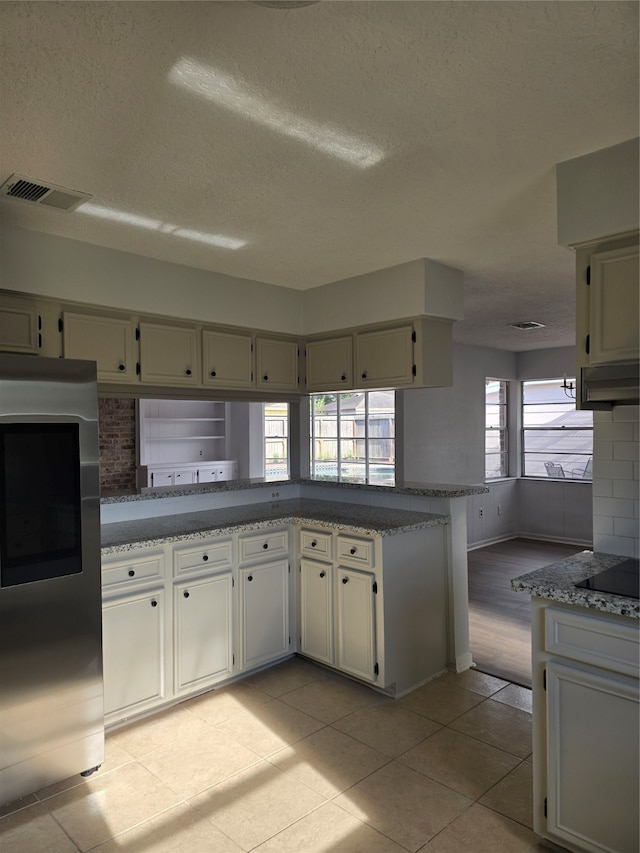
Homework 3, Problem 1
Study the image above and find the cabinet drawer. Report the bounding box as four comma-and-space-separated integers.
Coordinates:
173, 538, 233, 577
336, 535, 375, 568
545, 607, 639, 678
239, 529, 289, 563
300, 529, 332, 560
102, 550, 166, 589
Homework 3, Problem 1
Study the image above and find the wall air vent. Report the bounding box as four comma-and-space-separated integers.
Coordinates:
510, 321, 546, 330
0, 173, 92, 211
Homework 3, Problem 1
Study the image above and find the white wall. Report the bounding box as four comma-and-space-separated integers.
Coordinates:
592, 406, 639, 558
516, 347, 577, 380
0, 226, 304, 334
399, 343, 517, 485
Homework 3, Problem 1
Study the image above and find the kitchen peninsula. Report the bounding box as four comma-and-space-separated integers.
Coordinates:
100, 477, 486, 726
512, 554, 639, 853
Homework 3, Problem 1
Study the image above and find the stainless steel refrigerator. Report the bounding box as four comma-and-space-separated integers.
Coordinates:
0, 354, 104, 805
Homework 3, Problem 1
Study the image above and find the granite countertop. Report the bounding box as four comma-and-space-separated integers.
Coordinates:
101, 498, 449, 554
101, 477, 488, 504
511, 551, 639, 619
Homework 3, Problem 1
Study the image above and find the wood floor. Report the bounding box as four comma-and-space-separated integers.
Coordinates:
467, 538, 584, 687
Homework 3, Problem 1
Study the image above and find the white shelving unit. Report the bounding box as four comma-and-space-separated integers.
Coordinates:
137, 399, 237, 487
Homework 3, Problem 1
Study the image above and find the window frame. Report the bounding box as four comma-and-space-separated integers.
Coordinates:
521, 378, 593, 480
263, 402, 289, 480
485, 378, 509, 480
309, 391, 395, 485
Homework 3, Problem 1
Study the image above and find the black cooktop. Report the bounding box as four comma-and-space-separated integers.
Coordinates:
575, 558, 640, 599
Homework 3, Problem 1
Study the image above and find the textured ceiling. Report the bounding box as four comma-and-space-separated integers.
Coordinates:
0, 1, 637, 350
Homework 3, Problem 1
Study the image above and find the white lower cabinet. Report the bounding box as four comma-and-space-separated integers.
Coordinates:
532, 600, 640, 853
102, 588, 167, 722
336, 566, 377, 683
239, 558, 290, 671
174, 572, 233, 695
300, 558, 334, 665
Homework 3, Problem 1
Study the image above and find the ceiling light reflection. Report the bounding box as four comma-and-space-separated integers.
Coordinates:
168, 57, 384, 169
79, 203, 246, 250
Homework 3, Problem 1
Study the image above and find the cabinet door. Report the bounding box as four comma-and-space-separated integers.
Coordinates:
102, 589, 166, 721
306, 336, 353, 392
139, 321, 199, 385
300, 559, 334, 665
255, 337, 299, 391
174, 572, 233, 694
336, 567, 377, 683
173, 467, 196, 485
149, 469, 174, 487
355, 325, 414, 388
546, 661, 639, 853
202, 329, 253, 389
239, 559, 289, 670
62, 312, 136, 382
589, 245, 639, 364
0, 294, 38, 354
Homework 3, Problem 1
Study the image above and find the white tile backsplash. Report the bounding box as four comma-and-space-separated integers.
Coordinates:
592, 409, 640, 556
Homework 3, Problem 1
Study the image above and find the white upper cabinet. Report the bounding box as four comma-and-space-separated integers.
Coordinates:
0, 292, 39, 354
255, 336, 299, 392
588, 243, 639, 365
62, 311, 137, 382
305, 335, 353, 392
139, 321, 199, 385
355, 324, 415, 388
202, 329, 253, 389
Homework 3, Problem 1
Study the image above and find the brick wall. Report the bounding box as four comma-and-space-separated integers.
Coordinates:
98, 398, 137, 494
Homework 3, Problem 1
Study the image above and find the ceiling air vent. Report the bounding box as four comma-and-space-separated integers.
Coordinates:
510, 321, 546, 330
0, 174, 92, 211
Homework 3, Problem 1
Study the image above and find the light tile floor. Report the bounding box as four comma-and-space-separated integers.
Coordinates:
0, 658, 546, 852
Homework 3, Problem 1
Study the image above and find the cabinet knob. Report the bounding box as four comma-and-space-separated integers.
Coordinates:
342, 577, 349, 584
350, 547, 357, 555
183, 590, 190, 598
151, 599, 158, 607
361, 372, 367, 379
320, 571, 325, 578
119, 363, 125, 371
263, 542, 269, 549
185, 368, 192, 376
247, 575, 253, 582
202, 554, 209, 561
263, 374, 269, 381
311, 540, 317, 547
128, 569, 135, 577
210, 370, 217, 377
341, 374, 346, 381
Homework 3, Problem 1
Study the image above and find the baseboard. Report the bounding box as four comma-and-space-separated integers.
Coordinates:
467, 533, 592, 551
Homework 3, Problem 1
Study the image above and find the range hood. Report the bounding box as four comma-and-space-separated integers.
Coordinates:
580, 362, 640, 409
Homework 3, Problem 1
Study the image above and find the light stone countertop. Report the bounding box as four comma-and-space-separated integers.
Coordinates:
101, 498, 449, 555
100, 477, 488, 504
511, 551, 640, 619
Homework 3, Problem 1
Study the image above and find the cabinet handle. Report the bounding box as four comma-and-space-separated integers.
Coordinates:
151, 599, 158, 607
186, 368, 192, 376
361, 372, 367, 379
119, 363, 125, 371
263, 374, 269, 381
247, 575, 253, 582
202, 554, 209, 561
263, 542, 269, 549
341, 374, 346, 381
319, 571, 325, 578
183, 590, 190, 598
128, 569, 135, 577
350, 547, 357, 555
311, 540, 317, 547
342, 577, 349, 584
210, 370, 217, 377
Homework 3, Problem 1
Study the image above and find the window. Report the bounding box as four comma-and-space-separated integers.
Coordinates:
522, 379, 593, 479
310, 391, 395, 485
485, 379, 508, 479
264, 403, 289, 480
